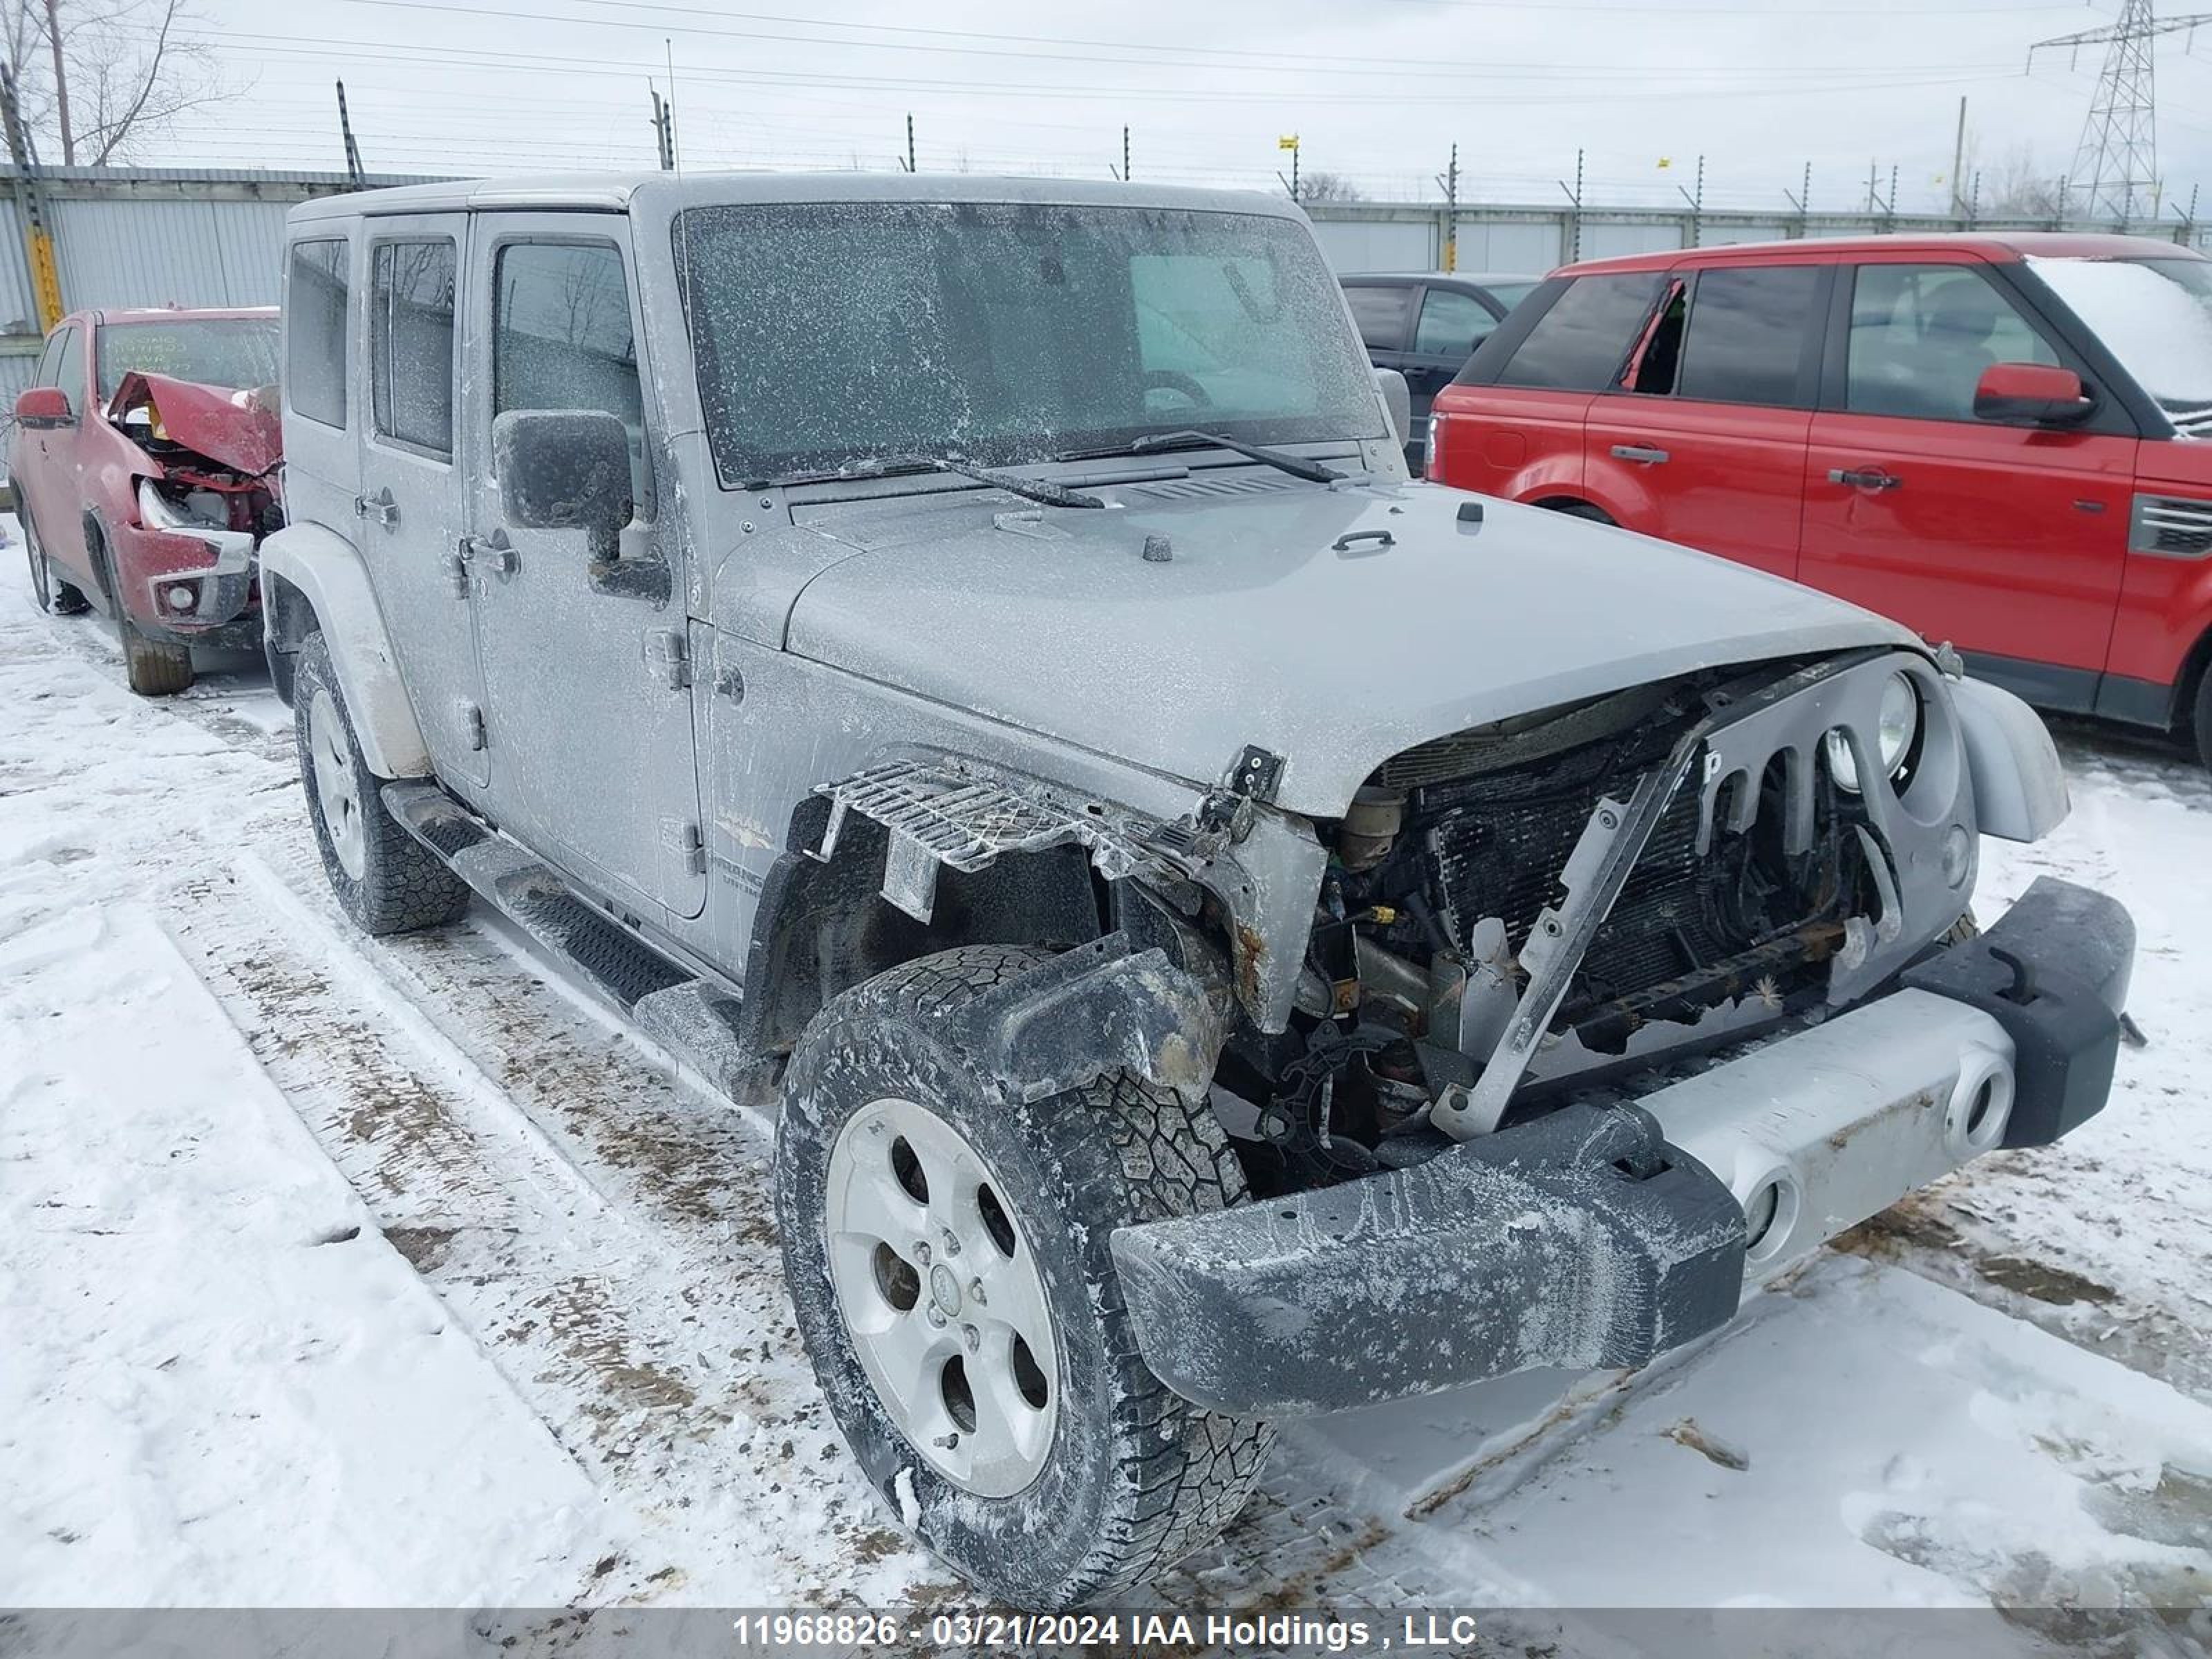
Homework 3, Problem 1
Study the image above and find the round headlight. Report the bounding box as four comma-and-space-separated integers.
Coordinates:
1825, 673, 1920, 794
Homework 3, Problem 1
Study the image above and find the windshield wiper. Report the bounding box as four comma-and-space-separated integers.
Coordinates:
1061, 429, 1343, 484
754, 453, 1104, 508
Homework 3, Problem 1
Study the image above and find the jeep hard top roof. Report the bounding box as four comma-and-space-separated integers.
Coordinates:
286, 170, 1309, 225
1556, 229, 2206, 279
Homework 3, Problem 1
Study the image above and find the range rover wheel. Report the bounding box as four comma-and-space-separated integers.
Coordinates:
17, 503, 90, 616
294, 630, 470, 936
777, 945, 1273, 1607
2194, 666, 2212, 776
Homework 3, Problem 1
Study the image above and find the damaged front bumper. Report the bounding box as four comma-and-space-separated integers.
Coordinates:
1112, 875, 2133, 1417
112, 512, 260, 646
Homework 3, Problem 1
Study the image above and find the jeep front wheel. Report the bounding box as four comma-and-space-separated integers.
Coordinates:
294, 630, 470, 936
776, 945, 1273, 1606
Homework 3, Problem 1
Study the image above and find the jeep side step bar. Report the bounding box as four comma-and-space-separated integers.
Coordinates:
380, 780, 775, 1101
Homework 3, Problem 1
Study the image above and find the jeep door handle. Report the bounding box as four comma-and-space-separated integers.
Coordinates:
352, 487, 400, 528
1610, 443, 1669, 465
1828, 467, 1902, 491
460, 530, 517, 578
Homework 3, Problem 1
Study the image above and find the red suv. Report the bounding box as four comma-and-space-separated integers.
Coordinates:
1430, 233, 2212, 768
11, 306, 281, 694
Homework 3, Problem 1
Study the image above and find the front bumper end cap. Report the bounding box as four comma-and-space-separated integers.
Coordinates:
1110, 1103, 1745, 1418
1902, 874, 2133, 1149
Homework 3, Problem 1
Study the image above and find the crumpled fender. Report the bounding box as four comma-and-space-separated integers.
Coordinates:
108, 371, 282, 477
941, 931, 1228, 1107
259, 522, 431, 778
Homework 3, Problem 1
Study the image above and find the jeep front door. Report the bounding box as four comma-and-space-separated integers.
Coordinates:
353, 217, 489, 789
460, 217, 705, 920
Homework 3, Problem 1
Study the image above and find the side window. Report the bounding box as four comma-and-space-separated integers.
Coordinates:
494, 240, 649, 509
288, 239, 350, 429
371, 238, 457, 458
1674, 265, 1824, 406
1846, 263, 2058, 421
1344, 284, 1413, 352
52, 324, 85, 406
1497, 273, 1666, 391
1413, 288, 1494, 360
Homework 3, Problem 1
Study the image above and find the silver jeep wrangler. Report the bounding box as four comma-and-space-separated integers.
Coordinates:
261, 173, 2135, 1606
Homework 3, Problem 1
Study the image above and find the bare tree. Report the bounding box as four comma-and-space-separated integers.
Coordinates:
3, 0, 226, 165
1967, 138, 2065, 218
1296, 170, 1366, 203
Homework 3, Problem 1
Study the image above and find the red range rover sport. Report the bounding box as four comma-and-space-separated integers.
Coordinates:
1429, 232, 2212, 768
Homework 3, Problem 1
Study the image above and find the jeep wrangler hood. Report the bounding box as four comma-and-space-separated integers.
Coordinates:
782, 481, 1918, 818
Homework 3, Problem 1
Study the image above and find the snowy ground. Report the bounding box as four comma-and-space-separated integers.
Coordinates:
2, 526, 2209, 1640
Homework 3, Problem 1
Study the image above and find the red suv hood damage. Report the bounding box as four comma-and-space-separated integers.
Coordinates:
106, 371, 282, 478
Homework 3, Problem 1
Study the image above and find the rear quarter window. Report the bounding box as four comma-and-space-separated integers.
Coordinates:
287, 238, 350, 429
1494, 272, 1666, 391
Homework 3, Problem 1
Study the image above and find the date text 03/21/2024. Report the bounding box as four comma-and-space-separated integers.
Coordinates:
725, 1613, 1482, 1650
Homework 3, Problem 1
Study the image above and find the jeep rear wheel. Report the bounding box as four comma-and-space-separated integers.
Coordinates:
776, 945, 1273, 1607
294, 630, 471, 936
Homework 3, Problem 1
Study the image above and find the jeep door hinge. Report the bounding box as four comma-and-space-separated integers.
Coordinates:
644, 629, 691, 689
463, 702, 488, 751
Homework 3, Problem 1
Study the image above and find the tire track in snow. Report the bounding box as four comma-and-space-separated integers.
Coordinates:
160, 850, 945, 1605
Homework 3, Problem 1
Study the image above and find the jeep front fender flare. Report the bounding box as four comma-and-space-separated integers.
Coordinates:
259, 523, 431, 779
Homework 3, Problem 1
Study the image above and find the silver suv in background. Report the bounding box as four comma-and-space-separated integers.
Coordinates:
259, 173, 2133, 1606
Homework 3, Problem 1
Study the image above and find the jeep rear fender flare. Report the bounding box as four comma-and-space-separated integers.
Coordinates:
259, 523, 432, 779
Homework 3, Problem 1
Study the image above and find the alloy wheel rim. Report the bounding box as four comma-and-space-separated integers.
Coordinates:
308, 686, 367, 881
823, 1095, 1060, 1499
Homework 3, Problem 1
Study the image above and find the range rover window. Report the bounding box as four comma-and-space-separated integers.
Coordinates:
288, 238, 350, 429
370, 238, 457, 458
1674, 264, 1822, 406
1846, 263, 2056, 422
1345, 283, 1414, 351
494, 239, 651, 510
1494, 272, 1666, 391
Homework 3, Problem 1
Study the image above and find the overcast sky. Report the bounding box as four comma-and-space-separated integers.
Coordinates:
132, 0, 2212, 221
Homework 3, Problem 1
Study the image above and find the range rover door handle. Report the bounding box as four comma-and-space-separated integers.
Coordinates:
1829, 466, 1902, 491
1611, 443, 1669, 465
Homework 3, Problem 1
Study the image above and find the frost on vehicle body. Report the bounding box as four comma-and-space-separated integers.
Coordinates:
266, 171, 2137, 1608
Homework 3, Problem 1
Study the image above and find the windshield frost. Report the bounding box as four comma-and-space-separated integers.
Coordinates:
675, 200, 1382, 484
2028, 254, 2212, 413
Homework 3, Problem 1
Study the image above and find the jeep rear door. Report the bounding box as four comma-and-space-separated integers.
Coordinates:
459, 215, 706, 921
1798, 256, 2135, 698
1582, 261, 1829, 581
350, 216, 491, 789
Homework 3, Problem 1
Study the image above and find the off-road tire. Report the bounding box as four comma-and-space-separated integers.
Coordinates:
16, 499, 91, 615
777, 945, 1274, 1607
294, 629, 470, 936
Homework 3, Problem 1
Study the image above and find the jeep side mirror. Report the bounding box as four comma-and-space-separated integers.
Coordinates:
491, 409, 634, 559
1974, 362, 2093, 427
1374, 367, 1412, 449
15, 386, 73, 429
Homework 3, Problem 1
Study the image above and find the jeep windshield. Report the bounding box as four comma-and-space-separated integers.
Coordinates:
2028, 254, 2212, 431
674, 200, 1384, 487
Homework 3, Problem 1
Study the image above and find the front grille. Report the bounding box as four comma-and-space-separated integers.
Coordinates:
1409, 724, 1835, 1029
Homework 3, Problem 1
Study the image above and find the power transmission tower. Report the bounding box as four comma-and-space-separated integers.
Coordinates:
2031, 0, 2212, 222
